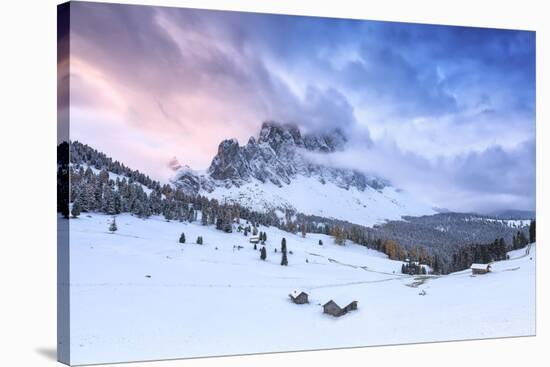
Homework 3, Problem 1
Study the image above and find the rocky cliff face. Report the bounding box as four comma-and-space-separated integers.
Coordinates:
172, 121, 386, 195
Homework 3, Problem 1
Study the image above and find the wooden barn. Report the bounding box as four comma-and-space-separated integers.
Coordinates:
288, 291, 309, 304
323, 300, 358, 317
471, 263, 491, 275
343, 300, 358, 313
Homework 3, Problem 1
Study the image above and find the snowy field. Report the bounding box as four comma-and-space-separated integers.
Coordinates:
68, 213, 536, 365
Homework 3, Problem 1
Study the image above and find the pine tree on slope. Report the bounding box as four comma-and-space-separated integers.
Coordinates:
281, 250, 288, 266
109, 217, 118, 233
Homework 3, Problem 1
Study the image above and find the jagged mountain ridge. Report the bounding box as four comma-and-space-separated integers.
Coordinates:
172, 121, 435, 226
174, 121, 385, 193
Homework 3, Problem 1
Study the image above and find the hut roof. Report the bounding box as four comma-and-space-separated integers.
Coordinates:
323, 298, 357, 308
470, 263, 491, 270
323, 300, 340, 308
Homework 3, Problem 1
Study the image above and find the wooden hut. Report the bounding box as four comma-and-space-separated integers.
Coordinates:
323, 300, 342, 316
343, 300, 358, 313
470, 263, 491, 275
323, 300, 358, 317
289, 291, 309, 304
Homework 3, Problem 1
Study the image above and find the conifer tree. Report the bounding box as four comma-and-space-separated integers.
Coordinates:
109, 217, 118, 233
102, 185, 117, 215
113, 191, 122, 214
518, 231, 528, 248
196, 236, 203, 245
163, 206, 174, 222
260, 246, 267, 260
281, 250, 288, 266
179, 232, 186, 244
201, 208, 208, 226
98, 169, 110, 185
281, 238, 287, 253
135, 201, 145, 218
71, 197, 82, 218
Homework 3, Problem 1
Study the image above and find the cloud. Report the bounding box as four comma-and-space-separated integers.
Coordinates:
305, 136, 535, 213
66, 2, 535, 212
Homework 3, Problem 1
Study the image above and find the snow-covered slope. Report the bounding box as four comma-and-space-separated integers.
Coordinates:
73, 163, 154, 195
171, 121, 435, 226
67, 213, 535, 365
206, 175, 434, 226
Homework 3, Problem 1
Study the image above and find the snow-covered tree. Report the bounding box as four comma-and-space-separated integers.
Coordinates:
102, 185, 117, 215
81, 183, 96, 212
98, 168, 110, 185
201, 208, 208, 226
187, 207, 195, 222
71, 197, 82, 218
109, 217, 118, 233
163, 206, 174, 222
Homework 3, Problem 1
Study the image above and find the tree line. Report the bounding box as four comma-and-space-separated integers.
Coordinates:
58, 141, 535, 275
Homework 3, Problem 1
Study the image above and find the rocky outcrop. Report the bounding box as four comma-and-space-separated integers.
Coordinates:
172, 121, 386, 195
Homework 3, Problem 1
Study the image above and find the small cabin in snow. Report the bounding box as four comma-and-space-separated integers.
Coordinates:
249, 236, 260, 244
471, 263, 491, 275
289, 291, 309, 304
323, 300, 358, 317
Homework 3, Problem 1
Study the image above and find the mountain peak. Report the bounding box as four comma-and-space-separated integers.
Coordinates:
168, 121, 436, 224
258, 120, 347, 153
173, 121, 381, 195
258, 121, 303, 149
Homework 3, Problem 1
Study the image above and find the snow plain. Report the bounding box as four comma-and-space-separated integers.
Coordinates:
67, 213, 535, 365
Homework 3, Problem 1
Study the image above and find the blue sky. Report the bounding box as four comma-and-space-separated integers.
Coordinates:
67, 2, 536, 213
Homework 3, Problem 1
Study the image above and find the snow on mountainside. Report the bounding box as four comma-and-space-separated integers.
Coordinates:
171, 121, 435, 226
76, 163, 154, 195
68, 212, 536, 364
